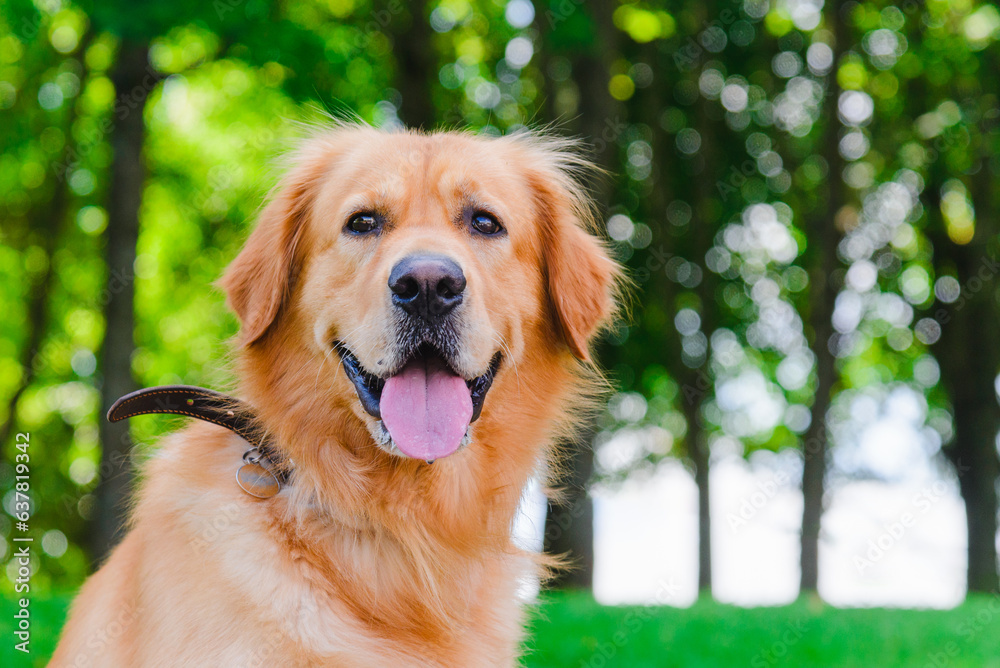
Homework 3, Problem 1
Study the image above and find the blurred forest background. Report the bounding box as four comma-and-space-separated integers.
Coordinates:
3, 0, 1000, 643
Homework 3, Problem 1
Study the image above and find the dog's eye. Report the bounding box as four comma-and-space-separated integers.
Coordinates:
346, 213, 381, 235
471, 211, 503, 236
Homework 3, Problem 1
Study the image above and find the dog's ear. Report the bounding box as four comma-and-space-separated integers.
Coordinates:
547, 222, 617, 361
528, 161, 619, 363
222, 144, 332, 346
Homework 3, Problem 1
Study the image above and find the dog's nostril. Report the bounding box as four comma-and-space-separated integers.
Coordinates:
388, 254, 466, 320
392, 276, 421, 301
436, 274, 466, 300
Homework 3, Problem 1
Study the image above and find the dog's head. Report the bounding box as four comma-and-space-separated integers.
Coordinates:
223, 125, 618, 464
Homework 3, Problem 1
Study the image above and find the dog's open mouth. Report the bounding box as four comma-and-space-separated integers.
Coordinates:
335, 343, 501, 460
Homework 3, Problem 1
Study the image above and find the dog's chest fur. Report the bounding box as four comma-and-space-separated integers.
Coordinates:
124, 427, 529, 667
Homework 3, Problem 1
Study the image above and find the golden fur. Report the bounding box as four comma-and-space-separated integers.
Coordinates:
52, 125, 619, 667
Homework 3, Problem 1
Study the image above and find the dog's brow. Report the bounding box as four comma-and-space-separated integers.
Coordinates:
455, 183, 490, 209
455, 185, 506, 223
342, 188, 393, 216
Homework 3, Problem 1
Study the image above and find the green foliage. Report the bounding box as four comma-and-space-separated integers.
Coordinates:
2, 0, 999, 601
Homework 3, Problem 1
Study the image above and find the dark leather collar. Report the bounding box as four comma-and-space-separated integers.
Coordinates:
107, 385, 290, 491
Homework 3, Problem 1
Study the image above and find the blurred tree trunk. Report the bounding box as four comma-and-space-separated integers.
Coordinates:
544, 423, 597, 588
799, 0, 847, 594
659, 0, 727, 597
0, 173, 66, 453
940, 296, 1000, 593
541, 0, 617, 589
933, 146, 1000, 593
91, 41, 152, 564
0, 32, 93, 455
689, 92, 718, 594
393, 0, 435, 129
636, 38, 716, 592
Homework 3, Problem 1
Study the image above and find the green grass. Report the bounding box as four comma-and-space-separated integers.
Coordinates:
523, 591, 1000, 667
3, 590, 999, 667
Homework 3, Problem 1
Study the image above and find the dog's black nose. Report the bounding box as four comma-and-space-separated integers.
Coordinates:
389, 254, 466, 320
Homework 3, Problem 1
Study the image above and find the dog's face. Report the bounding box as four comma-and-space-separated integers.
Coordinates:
223, 127, 617, 462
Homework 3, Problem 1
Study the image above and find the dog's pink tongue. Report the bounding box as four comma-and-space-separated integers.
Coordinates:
381, 356, 472, 460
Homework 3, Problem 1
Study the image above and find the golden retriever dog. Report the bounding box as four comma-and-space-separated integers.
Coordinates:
52, 124, 619, 667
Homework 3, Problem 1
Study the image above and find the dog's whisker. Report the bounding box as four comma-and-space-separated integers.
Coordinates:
330, 322, 377, 387
312, 347, 334, 397
492, 333, 521, 394
477, 304, 522, 393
